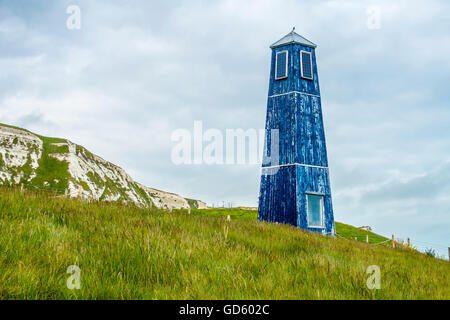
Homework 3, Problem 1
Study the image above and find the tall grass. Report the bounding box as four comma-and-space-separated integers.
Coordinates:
0, 186, 448, 299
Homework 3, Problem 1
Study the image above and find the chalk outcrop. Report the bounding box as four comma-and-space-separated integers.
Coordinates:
0, 123, 205, 209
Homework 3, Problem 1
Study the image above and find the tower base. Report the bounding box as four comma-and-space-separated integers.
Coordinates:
258, 164, 335, 235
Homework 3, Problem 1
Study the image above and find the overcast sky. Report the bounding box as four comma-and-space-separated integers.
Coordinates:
1, 0, 449, 256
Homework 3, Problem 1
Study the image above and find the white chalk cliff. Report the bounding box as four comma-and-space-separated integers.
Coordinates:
0, 123, 207, 210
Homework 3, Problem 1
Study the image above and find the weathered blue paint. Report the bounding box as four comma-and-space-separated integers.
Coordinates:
258, 30, 335, 235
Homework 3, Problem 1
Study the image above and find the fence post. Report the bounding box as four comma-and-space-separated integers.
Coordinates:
20, 183, 24, 192
392, 234, 395, 248
331, 227, 335, 238
78, 185, 83, 198
366, 234, 369, 243
188, 208, 191, 215
224, 215, 231, 240
407, 238, 410, 248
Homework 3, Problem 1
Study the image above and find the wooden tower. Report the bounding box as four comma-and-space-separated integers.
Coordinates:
258, 29, 335, 235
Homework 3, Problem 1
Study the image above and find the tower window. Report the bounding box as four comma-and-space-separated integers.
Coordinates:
306, 193, 324, 228
275, 50, 288, 80
300, 50, 313, 80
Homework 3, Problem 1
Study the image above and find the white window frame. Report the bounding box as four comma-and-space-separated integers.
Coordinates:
300, 50, 313, 80
306, 192, 325, 228
275, 50, 288, 80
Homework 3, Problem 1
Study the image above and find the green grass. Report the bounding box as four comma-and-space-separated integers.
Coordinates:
334, 222, 388, 244
187, 207, 258, 220
31, 136, 70, 193
0, 186, 449, 300
186, 209, 388, 244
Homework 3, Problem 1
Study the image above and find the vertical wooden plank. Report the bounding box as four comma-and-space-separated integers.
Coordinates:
392, 235, 395, 248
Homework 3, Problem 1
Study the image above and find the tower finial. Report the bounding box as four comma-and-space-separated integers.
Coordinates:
292, 26, 295, 32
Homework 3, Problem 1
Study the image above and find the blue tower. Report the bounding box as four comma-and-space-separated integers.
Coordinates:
258, 29, 335, 235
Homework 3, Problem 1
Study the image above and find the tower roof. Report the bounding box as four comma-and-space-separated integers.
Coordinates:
270, 29, 317, 49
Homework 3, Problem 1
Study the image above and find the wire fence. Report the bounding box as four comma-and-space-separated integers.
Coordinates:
332, 229, 448, 260
322, 231, 392, 246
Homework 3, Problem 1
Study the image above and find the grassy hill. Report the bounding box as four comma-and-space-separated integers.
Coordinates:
188, 208, 389, 244
0, 186, 449, 299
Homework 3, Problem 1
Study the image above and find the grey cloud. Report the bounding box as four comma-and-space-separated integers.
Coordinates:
361, 164, 450, 203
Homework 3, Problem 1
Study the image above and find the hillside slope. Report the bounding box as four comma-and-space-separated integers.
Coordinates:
0, 123, 206, 209
0, 187, 448, 299
188, 208, 390, 243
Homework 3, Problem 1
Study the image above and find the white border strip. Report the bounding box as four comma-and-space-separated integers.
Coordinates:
300, 50, 314, 80
275, 50, 289, 81
262, 163, 328, 170
306, 192, 325, 229
269, 91, 320, 99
